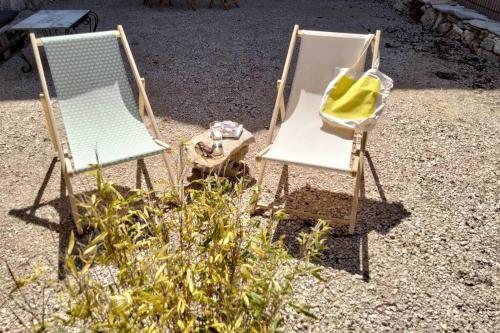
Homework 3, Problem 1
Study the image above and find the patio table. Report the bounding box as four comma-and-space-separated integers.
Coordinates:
184, 128, 254, 177
9, 10, 98, 72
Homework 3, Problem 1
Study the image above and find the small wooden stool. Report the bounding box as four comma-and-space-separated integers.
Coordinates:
184, 128, 254, 177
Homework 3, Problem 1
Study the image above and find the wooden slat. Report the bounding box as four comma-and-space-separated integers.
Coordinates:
256, 25, 299, 194
276, 80, 286, 121
255, 144, 272, 161
39, 93, 58, 152
371, 30, 381, 69
117, 25, 175, 186
351, 153, 360, 177
349, 149, 364, 233
35, 30, 120, 46
64, 157, 74, 176
154, 138, 172, 151
138, 77, 146, 119
30, 33, 66, 167
266, 24, 299, 146
256, 203, 351, 226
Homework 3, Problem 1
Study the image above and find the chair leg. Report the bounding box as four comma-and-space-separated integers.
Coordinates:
348, 155, 364, 234
136, 159, 144, 189
360, 165, 366, 200
256, 159, 267, 188
253, 160, 268, 211
161, 152, 176, 189
275, 164, 289, 203
62, 169, 82, 235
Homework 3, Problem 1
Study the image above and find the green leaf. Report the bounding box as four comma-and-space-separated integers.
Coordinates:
83, 244, 97, 255
155, 263, 167, 281
67, 231, 75, 256
290, 302, 318, 319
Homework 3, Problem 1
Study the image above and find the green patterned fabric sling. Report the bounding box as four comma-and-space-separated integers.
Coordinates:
41, 31, 165, 173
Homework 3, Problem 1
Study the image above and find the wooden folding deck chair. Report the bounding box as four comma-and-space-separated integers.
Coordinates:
30, 26, 175, 234
255, 25, 381, 234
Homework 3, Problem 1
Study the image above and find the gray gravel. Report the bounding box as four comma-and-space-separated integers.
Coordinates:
1, 0, 499, 331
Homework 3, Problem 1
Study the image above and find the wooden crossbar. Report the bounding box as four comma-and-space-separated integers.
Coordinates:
256, 203, 352, 226
34, 30, 120, 46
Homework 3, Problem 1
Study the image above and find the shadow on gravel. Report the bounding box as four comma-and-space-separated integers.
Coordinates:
273, 198, 409, 281
8, 157, 153, 279
272, 151, 410, 281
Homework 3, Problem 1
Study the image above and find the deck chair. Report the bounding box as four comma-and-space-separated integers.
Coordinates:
255, 25, 382, 234
30, 26, 175, 234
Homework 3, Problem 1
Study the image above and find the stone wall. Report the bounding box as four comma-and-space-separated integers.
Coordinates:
392, 0, 500, 61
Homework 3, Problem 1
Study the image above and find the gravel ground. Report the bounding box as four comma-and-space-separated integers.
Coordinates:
1, 0, 499, 331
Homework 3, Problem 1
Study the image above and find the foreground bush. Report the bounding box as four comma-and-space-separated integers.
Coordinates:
10, 176, 330, 332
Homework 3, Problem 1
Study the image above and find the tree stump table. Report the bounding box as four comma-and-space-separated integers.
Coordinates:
184, 129, 254, 177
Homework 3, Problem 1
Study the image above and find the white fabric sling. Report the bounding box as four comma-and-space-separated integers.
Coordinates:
262, 31, 371, 173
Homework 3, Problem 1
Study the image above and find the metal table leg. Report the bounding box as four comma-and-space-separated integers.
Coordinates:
67, 11, 99, 34
81, 11, 99, 32
18, 50, 32, 73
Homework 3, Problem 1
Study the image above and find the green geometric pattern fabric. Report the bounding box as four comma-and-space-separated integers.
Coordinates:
41, 31, 165, 173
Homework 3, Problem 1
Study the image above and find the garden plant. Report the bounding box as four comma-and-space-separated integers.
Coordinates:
7, 169, 330, 332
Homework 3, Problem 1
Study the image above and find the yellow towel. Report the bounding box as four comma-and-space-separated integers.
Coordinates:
321, 74, 381, 120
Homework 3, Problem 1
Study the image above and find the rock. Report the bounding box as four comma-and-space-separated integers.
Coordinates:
421, 7, 437, 29
409, 2, 425, 21
461, 30, 476, 47
494, 39, 500, 55
470, 39, 481, 51
393, 0, 410, 13
432, 11, 445, 30
434, 71, 460, 81
479, 37, 495, 51
438, 22, 452, 34
447, 24, 463, 40
477, 48, 500, 64
478, 30, 490, 39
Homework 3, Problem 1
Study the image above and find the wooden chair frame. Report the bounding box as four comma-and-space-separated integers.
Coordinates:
254, 25, 381, 234
30, 25, 175, 234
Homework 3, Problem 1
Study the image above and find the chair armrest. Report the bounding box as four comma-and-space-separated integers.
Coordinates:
154, 139, 172, 152
255, 145, 272, 162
